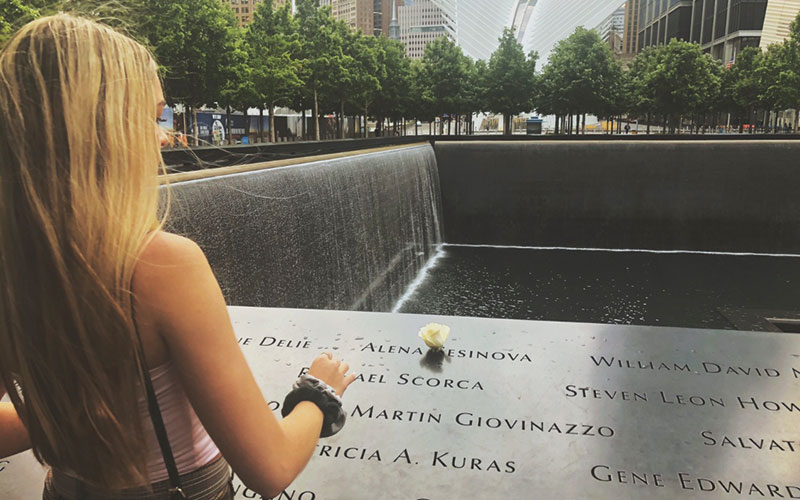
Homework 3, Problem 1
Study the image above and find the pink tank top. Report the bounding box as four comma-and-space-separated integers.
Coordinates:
138, 362, 220, 482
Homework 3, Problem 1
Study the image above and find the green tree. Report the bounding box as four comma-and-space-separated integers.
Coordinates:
139, 0, 240, 145
642, 40, 721, 133
457, 57, 485, 135
1, 0, 39, 43
483, 28, 537, 135
248, 0, 302, 142
625, 47, 658, 131
407, 58, 436, 134
418, 36, 470, 134
757, 16, 800, 132
724, 46, 763, 133
218, 26, 256, 145
295, 0, 346, 141
326, 22, 382, 139
1, 0, 146, 45
538, 27, 622, 134
372, 35, 411, 136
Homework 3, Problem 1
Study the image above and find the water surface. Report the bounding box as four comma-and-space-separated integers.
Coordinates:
397, 245, 800, 331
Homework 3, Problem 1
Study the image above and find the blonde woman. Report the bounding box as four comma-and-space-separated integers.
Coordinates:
0, 14, 355, 499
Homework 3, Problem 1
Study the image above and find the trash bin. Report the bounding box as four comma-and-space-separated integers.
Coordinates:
526, 117, 543, 135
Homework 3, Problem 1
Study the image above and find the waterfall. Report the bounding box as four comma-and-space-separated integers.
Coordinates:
163, 144, 443, 312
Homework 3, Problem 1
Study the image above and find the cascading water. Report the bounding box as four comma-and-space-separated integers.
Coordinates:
163, 144, 443, 312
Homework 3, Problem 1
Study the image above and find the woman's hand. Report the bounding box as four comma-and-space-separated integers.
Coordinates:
307, 353, 356, 396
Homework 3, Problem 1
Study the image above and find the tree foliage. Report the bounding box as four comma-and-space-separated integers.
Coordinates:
7, 3, 800, 138
538, 27, 622, 122
417, 36, 472, 132
483, 28, 537, 134
247, 0, 302, 140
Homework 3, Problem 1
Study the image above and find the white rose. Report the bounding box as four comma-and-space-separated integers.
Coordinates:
418, 323, 451, 350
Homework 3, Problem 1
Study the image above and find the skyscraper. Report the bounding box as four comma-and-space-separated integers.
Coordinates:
327, 0, 375, 34
636, 0, 797, 62
399, 0, 449, 58
225, 0, 288, 27
623, 0, 640, 54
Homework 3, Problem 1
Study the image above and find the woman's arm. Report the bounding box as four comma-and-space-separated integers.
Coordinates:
0, 386, 32, 458
133, 233, 354, 497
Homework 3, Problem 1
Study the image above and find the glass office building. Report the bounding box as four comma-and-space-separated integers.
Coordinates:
637, 0, 785, 61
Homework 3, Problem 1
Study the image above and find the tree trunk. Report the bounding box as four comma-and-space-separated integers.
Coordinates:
582, 113, 586, 135
554, 115, 559, 135
269, 103, 276, 143
191, 106, 199, 146
340, 100, 346, 139
302, 108, 306, 140
258, 107, 264, 143
226, 106, 233, 145
182, 106, 188, 144
313, 87, 320, 142
646, 112, 651, 134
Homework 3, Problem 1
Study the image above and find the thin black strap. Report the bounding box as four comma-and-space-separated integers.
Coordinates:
131, 304, 187, 499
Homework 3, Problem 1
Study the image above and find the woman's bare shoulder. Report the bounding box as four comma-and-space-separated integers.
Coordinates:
137, 231, 205, 267
133, 232, 217, 326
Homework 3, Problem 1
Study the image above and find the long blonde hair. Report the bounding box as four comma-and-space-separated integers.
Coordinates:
0, 14, 163, 488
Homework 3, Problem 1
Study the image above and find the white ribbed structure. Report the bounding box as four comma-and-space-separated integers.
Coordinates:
521, 0, 625, 62
431, 0, 519, 60
429, 0, 623, 62
760, 0, 800, 48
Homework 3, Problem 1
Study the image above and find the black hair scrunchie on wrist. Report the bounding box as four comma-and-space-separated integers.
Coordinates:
281, 377, 347, 437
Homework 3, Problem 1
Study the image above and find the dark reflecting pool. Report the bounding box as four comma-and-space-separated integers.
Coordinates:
396, 245, 800, 331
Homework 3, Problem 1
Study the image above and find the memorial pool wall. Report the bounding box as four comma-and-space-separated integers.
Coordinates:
164, 145, 442, 311
164, 140, 800, 311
